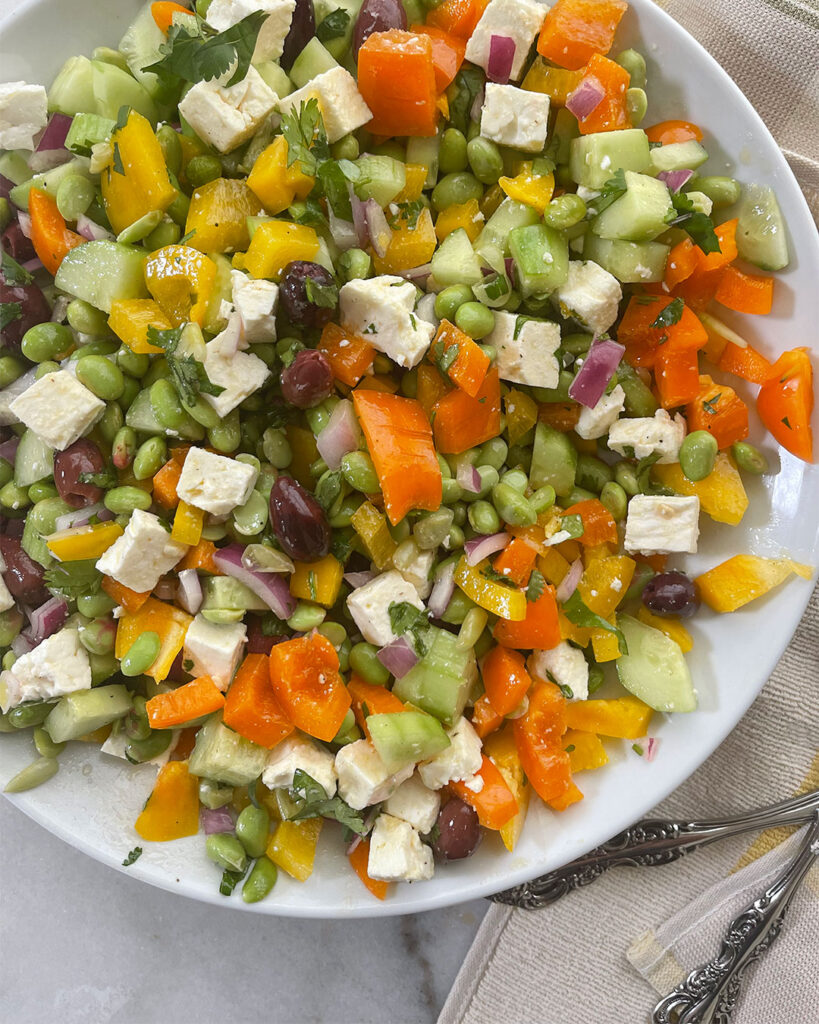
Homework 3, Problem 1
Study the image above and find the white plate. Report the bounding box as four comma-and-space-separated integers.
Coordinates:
1, 0, 817, 918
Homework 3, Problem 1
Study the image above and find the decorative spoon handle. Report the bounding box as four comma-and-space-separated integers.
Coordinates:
488, 789, 819, 909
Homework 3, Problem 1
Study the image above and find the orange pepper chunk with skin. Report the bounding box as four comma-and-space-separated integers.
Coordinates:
349, 837, 391, 900
686, 374, 749, 450
268, 633, 351, 743
493, 585, 561, 650
645, 120, 704, 146
223, 653, 294, 749
28, 188, 84, 275
426, 0, 488, 39
573, 53, 631, 135
451, 755, 519, 829
357, 30, 439, 138
714, 265, 774, 316
514, 681, 579, 808
134, 761, 200, 841
318, 322, 375, 387
430, 319, 490, 398
411, 23, 466, 91
145, 675, 225, 729
756, 348, 814, 462
433, 367, 501, 454
561, 499, 618, 547
537, 0, 628, 70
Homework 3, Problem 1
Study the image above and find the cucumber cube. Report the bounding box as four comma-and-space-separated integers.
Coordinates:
9, 157, 92, 211
0, 151, 33, 186
406, 134, 440, 190
474, 197, 540, 265
118, 0, 179, 105
91, 59, 157, 123
616, 615, 697, 713
509, 223, 569, 297
648, 140, 709, 175
367, 711, 450, 772
289, 38, 339, 90
65, 112, 116, 156
14, 430, 54, 488
393, 627, 476, 727
530, 422, 577, 497
188, 714, 269, 786
592, 171, 674, 243
353, 155, 406, 208
314, 0, 363, 61
583, 235, 670, 283
736, 183, 789, 271
201, 576, 269, 613
431, 228, 484, 287
54, 240, 149, 313
255, 62, 293, 98
44, 684, 132, 744
569, 129, 651, 189
48, 55, 97, 117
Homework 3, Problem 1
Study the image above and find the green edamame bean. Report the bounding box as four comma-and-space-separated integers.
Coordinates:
142, 357, 172, 389
262, 428, 292, 469
254, 465, 277, 500
562, 333, 594, 356
499, 468, 528, 494
679, 430, 718, 482
117, 210, 164, 245
434, 283, 474, 321
626, 88, 648, 126
463, 465, 500, 503
600, 480, 628, 522
199, 778, 234, 809
77, 591, 117, 617
617, 364, 658, 418
156, 123, 183, 177
66, 299, 109, 336
133, 437, 167, 480
21, 322, 74, 363
445, 523, 465, 549
233, 491, 269, 536
34, 360, 59, 380
441, 477, 463, 504
286, 601, 326, 632
0, 356, 25, 388
186, 155, 222, 187
0, 458, 13, 489
79, 617, 117, 656
4, 757, 58, 793
477, 437, 508, 471
455, 301, 495, 340
575, 453, 613, 494
437, 453, 452, 479
207, 409, 241, 453
467, 137, 504, 185
388, 518, 411, 544
441, 588, 474, 624
615, 48, 647, 89
33, 726, 66, 758
456, 607, 489, 650
338, 247, 373, 282
413, 507, 454, 550
235, 805, 270, 858
331, 134, 359, 161
104, 485, 152, 514
327, 494, 363, 528
144, 219, 182, 251
530, 484, 556, 513
492, 482, 536, 527
731, 441, 769, 475
310, 457, 329, 480
205, 833, 248, 873
439, 128, 469, 174
125, 729, 172, 762
399, 367, 418, 398
8, 701, 52, 729
0, 481, 30, 510
97, 401, 124, 444
562, 485, 596, 507
614, 461, 640, 496
468, 500, 501, 535
74, 337, 119, 358
76, 355, 125, 400
543, 194, 587, 231
431, 172, 483, 212
533, 370, 573, 404
150, 378, 186, 431
118, 375, 141, 412
27, 481, 58, 503
242, 856, 277, 903
690, 176, 742, 209
318, 622, 347, 649
56, 174, 95, 222
121, 631, 161, 677
341, 451, 380, 494
349, 642, 389, 686
112, 426, 137, 470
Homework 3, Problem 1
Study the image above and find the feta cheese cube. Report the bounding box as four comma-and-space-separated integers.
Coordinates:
335, 739, 414, 809
417, 717, 482, 790
0, 628, 91, 713
95, 509, 189, 594
0, 574, 13, 614
393, 543, 436, 600
575, 384, 626, 440
486, 310, 561, 389
183, 614, 246, 691
179, 66, 278, 154
465, 0, 547, 82
608, 409, 686, 464
367, 813, 434, 882
624, 495, 700, 555
206, 0, 296, 62
176, 446, 258, 516
0, 82, 48, 151
262, 732, 338, 798
230, 269, 278, 343
277, 67, 372, 144
202, 313, 271, 416
555, 260, 623, 334
529, 641, 589, 701
9, 370, 105, 451
339, 276, 433, 369
480, 83, 550, 153
384, 774, 441, 833
345, 570, 425, 647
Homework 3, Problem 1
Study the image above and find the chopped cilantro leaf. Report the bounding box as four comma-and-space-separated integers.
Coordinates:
0, 302, 22, 332
79, 464, 118, 489
122, 846, 143, 866
632, 743, 644, 756
526, 569, 545, 603
592, 169, 628, 215
146, 10, 266, 88
561, 513, 585, 539
781, 415, 791, 429
280, 97, 330, 175
146, 325, 225, 406
388, 198, 426, 230
702, 395, 721, 415
44, 560, 102, 600
562, 591, 628, 656
433, 338, 459, 375
447, 65, 485, 136
480, 564, 517, 587
388, 601, 431, 654
2, 251, 34, 287
304, 277, 339, 310
289, 770, 368, 836
219, 866, 247, 895
316, 9, 351, 43
671, 192, 721, 254
651, 297, 684, 329
362, 323, 378, 335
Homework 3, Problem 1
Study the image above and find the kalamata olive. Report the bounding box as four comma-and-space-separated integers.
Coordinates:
269, 475, 331, 562
0, 279, 51, 351
53, 439, 106, 508
2, 222, 36, 264
642, 570, 700, 618
0, 535, 49, 606
246, 615, 289, 653
280, 350, 334, 409
353, 0, 407, 57
279, 260, 338, 329
432, 798, 482, 862
280, 0, 316, 70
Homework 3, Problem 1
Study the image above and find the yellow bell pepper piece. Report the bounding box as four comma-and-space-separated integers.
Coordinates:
522, 58, 584, 105
247, 136, 315, 214
653, 452, 748, 525
564, 729, 609, 772
504, 389, 539, 445
483, 725, 529, 853
351, 501, 396, 570
637, 606, 693, 652
134, 761, 199, 841
184, 178, 262, 254
578, 555, 636, 617
100, 110, 177, 235
144, 244, 217, 326
171, 500, 204, 546
108, 298, 170, 354
45, 521, 124, 562
695, 555, 812, 613
556, 538, 583, 563
538, 546, 571, 586
498, 163, 555, 214
558, 608, 590, 647
454, 556, 527, 621
234, 220, 319, 280
564, 695, 653, 739
373, 207, 437, 275
434, 199, 484, 243
285, 425, 319, 488
115, 597, 193, 682
266, 818, 323, 881
290, 554, 344, 607
395, 163, 428, 202
591, 616, 621, 662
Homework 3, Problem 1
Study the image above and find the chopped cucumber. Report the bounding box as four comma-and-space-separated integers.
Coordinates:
474, 197, 540, 265
91, 59, 157, 123
9, 157, 92, 211
509, 223, 569, 297
118, 0, 181, 111
353, 154, 406, 207
188, 714, 268, 786
583, 235, 670, 283
616, 615, 697, 713
289, 38, 339, 90
314, 0, 363, 61
530, 422, 577, 497
44, 684, 132, 744
201, 576, 269, 613
0, 151, 32, 186
393, 627, 476, 727
54, 240, 149, 313
569, 129, 651, 189
255, 62, 293, 98
48, 55, 97, 117
406, 134, 440, 190
367, 711, 450, 772
14, 430, 53, 488
592, 171, 674, 242
431, 228, 484, 288
648, 140, 709, 174
736, 183, 789, 271
65, 112, 116, 156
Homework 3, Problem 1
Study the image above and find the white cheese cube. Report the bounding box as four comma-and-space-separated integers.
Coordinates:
0, 628, 91, 713
335, 739, 414, 809
367, 813, 434, 882
345, 570, 425, 647
9, 370, 105, 451
202, 313, 271, 416
575, 384, 626, 440
262, 732, 338, 798
624, 495, 701, 555
393, 541, 436, 600
0, 575, 13, 614
95, 509, 188, 594
480, 83, 550, 153
179, 66, 278, 153
183, 614, 246, 691
339, 276, 433, 369
417, 717, 482, 790
206, 0, 296, 62
486, 310, 560, 389
230, 269, 278, 343
608, 409, 686, 464
555, 260, 623, 334
0, 82, 48, 150
465, 0, 547, 82
384, 774, 441, 833
529, 641, 589, 701
277, 67, 372, 144
176, 446, 258, 516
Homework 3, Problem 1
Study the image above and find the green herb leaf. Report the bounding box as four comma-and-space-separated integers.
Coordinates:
281, 97, 330, 176
79, 464, 118, 489
122, 846, 143, 866
289, 769, 368, 836
561, 513, 585, 539
513, 314, 534, 341
2, 251, 34, 287
304, 277, 339, 310
671, 192, 721, 254
650, 296, 684, 329
632, 743, 644, 756
556, 682, 574, 699
330, 530, 353, 564
362, 323, 378, 335
0, 302, 22, 331
316, 8, 351, 43
432, 338, 459, 375
44, 559, 102, 600
592, 168, 628, 215
634, 452, 672, 496
314, 469, 343, 512
289, 197, 328, 227
219, 866, 248, 895
388, 600, 431, 655
479, 563, 517, 587
260, 614, 286, 637
146, 325, 225, 406
702, 394, 721, 415
146, 10, 266, 88
447, 66, 485, 136
562, 591, 628, 656
526, 569, 545, 603
388, 198, 426, 231
178, 229, 197, 245
420, 822, 441, 847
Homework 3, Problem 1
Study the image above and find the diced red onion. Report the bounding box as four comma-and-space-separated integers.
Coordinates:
0, 367, 37, 426
376, 635, 419, 679
28, 149, 72, 174
456, 461, 482, 494
566, 77, 605, 120
177, 568, 204, 615
414, 292, 439, 330
556, 558, 583, 603
0, 174, 13, 200
201, 806, 234, 834
213, 543, 296, 619
316, 399, 361, 471
0, 436, 19, 465
328, 208, 358, 251
568, 338, 625, 408
470, 84, 485, 123
396, 262, 433, 282
11, 633, 36, 657
22, 257, 44, 274
487, 35, 516, 84
54, 501, 107, 532
349, 187, 370, 249
428, 562, 455, 619
17, 212, 32, 238
35, 113, 72, 154
28, 596, 68, 641
76, 214, 112, 241
364, 199, 391, 259
645, 737, 659, 762
657, 169, 694, 193
464, 531, 509, 566
344, 570, 376, 589
153, 576, 177, 601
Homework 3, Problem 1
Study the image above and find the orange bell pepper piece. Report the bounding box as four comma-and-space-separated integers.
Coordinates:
451, 754, 519, 829
430, 319, 490, 398
28, 188, 85, 275
492, 536, 538, 587
152, 456, 183, 509
717, 341, 773, 385
655, 344, 701, 408
537, 0, 628, 70
573, 54, 632, 134
146, 675, 225, 730
482, 645, 532, 716
470, 694, 504, 738
411, 23, 466, 91
101, 575, 150, 614
416, 364, 451, 419
561, 499, 618, 547
349, 837, 391, 900
671, 220, 738, 311
114, 597, 192, 682
348, 675, 406, 739
715, 265, 774, 315
493, 585, 561, 650
134, 761, 200, 841
617, 295, 707, 369
664, 238, 701, 291
513, 681, 579, 808
538, 401, 581, 432
317, 323, 375, 387
426, 0, 488, 39
352, 389, 443, 525
268, 634, 351, 743
757, 348, 814, 462
645, 120, 704, 145
176, 538, 222, 575
357, 30, 439, 137
151, 1, 191, 33
433, 367, 501, 454
223, 653, 294, 748
686, 374, 749, 449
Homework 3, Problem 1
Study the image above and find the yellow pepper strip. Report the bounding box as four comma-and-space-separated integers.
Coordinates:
285, 425, 319, 489
555, 538, 583, 563
233, 220, 319, 280
247, 136, 314, 215
351, 501, 396, 570
395, 163, 428, 202
578, 555, 636, 617
498, 163, 555, 214
290, 554, 344, 607
171, 500, 204, 546
434, 199, 484, 243
695, 555, 812, 613
108, 298, 170, 354
637, 606, 693, 652
45, 521, 123, 562
115, 597, 192, 682
522, 57, 584, 105
454, 556, 527, 621
653, 452, 748, 525
559, 608, 590, 647
483, 725, 529, 854
373, 207, 437, 275
185, 178, 262, 254
100, 110, 177, 235
504, 389, 539, 446
266, 818, 323, 881
564, 729, 609, 772
144, 244, 217, 326
538, 546, 571, 586
591, 617, 621, 662
564, 696, 653, 739
134, 761, 199, 841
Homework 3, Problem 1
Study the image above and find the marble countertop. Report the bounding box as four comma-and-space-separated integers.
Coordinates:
1, 799, 486, 1024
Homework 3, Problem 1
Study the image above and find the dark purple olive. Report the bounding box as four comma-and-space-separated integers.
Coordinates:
279, 260, 338, 330
352, 0, 407, 58
281, 350, 334, 409
2, 222, 36, 264
432, 798, 482, 862
642, 570, 700, 618
54, 439, 106, 509
0, 535, 49, 606
280, 0, 316, 71
269, 475, 331, 562
0, 278, 51, 351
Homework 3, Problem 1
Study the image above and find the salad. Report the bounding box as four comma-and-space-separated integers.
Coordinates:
0, 0, 814, 904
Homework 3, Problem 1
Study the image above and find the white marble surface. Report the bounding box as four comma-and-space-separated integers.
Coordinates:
0, 799, 487, 1024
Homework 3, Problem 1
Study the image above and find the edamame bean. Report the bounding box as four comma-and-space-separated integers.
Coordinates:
21, 322, 73, 363
413, 507, 454, 550
441, 588, 474, 624
690, 176, 742, 209
562, 333, 594, 356
186, 155, 222, 187
150, 378, 186, 430
56, 174, 95, 221
33, 726, 66, 758
286, 601, 326, 632
331, 134, 359, 161
112, 426, 137, 470
78, 591, 117, 618
242, 856, 277, 904
543, 194, 587, 231
235, 805, 270, 858
126, 729, 172, 762
731, 441, 769, 475
206, 833, 248, 872
76, 354, 125, 400
27, 481, 58, 502
614, 461, 640, 496
199, 778, 234, 809
467, 137, 504, 185
463, 465, 500, 503
468, 500, 501, 535
563, 485, 596, 506
400, 367, 418, 398
327, 494, 363, 528
165, 186, 190, 226
304, 399, 336, 436
124, 696, 151, 742
431, 172, 483, 212
74, 337, 119, 358
575, 453, 613, 494
615, 48, 647, 88
8, 701, 52, 729
492, 482, 536, 527
338, 247, 373, 282
89, 651, 119, 685
0, 609, 22, 649
121, 632, 161, 676
115, 348, 149, 380
439, 128, 469, 174
530, 484, 556, 513
156, 123, 183, 176
262, 428, 293, 468
626, 88, 648, 126
617, 363, 658, 417
104, 485, 152, 515
455, 301, 495, 340
534, 369, 574, 403
3, 757, 58, 793
254, 465, 277, 500
0, 356, 25, 388
96, 401, 124, 445
600, 480, 628, 522
117, 210, 164, 245
340, 451, 380, 494
349, 642, 389, 685
0, 198, 9, 233
66, 298, 109, 336
0, 480, 30, 510
679, 430, 718, 482
388, 518, 411, 544
79, 617, 117, 656
233, 491, 269, 536
34, 360, 59, 380
133, 437, 167, 480
441, 477, 463, 504
477, 437, 508, 471
0, 458, 13, 489
318, 622, 347, 649
434, 283, 474, 321
144, 219, 182, 251
456, 607, 489, 650
118, 375, 141, 412
445, 523, 465, 550
499, 468, 528, 494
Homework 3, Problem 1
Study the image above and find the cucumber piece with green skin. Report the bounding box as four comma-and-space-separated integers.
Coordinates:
0, 151, 32, 186
509, 223, 569, 297
48, 55, 97, 117
44, 684, 132, 744
118, 0, 182, 111
21, 497, 73, 569
529, 422, 577, 497
474, 197, 540, 265
13, 430, 53, 488
648, 140, 709, 175
353, 154, 406, 207
583, 235, 670, 283
735, 183, 789, 271
289, 38, 339, 90
55, 240, 149, 313
431, 228, 484, 287
392, 627, 476, 727
9, 157, 92, 211
593, 171, 674, 242
188, 714, 268, 786
550, 107, 580, 167
254, 61, 293, 98
406, 134, 440, 190
91, 59, 157, 123
367, 711, 451, 772
616, 615, 697, 713
65, 112, 116, 156
569, 129, 651, 189
201, 576, 269, 614
314, 0, 364, 61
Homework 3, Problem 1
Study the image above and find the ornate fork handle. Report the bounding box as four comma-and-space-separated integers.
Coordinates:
651, 811, 819, 1024
489, 789, 819, 909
